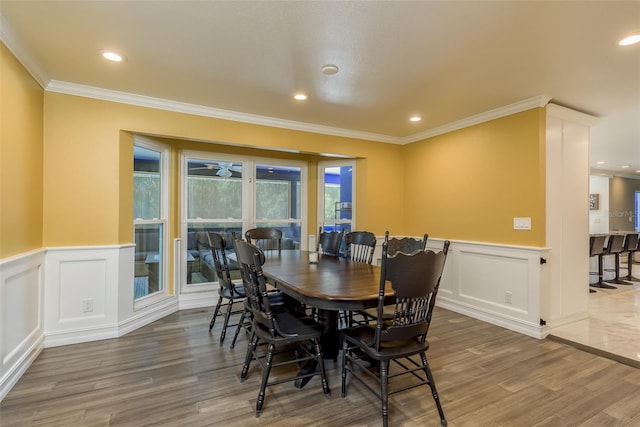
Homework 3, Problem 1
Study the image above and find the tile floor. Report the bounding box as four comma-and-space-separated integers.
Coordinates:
549, 260, 640, 367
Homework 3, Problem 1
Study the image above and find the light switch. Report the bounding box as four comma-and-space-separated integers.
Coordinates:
513, 217, 531, 230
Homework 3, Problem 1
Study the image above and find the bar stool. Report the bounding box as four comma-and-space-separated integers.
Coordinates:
589, 235, 615, 290
622, 233, 640, 281
605, 234, 632, 285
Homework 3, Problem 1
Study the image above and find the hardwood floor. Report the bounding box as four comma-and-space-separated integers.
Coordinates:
3, 307, 640, 426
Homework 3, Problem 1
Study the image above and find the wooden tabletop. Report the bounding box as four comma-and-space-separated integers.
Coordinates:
261, 250, 391, 312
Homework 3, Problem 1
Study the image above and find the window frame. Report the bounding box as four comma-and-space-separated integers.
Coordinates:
180, 151, 308, 292
317, 160, 356, 234
133, 136, 170, 309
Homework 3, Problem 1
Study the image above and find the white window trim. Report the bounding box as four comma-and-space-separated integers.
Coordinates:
134, 136, 170, 310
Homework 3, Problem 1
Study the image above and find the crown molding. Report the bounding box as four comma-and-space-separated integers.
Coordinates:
46, 80, 402, 145
0, 13, 49, 88
546, 102, 599, 126
46, 80, 552, 146
401, 95, 552, 144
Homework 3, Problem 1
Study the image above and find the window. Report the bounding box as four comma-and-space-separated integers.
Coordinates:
181, 154, 306, 289
318, 161, 355, 233
133, 140, 169, 302
254, 163, 303, 249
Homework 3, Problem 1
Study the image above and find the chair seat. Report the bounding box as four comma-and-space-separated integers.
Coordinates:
230, 291, 289, 348
341, 325, 430, 361
219, 282, 246, 298
253, 311, 325, 344
361, 305, 393, 320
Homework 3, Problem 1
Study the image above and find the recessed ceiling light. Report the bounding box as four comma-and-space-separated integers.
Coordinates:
294, 93, 308, 101
321, 64, 339, 75
619, 34, 640, 46
596, 161, 605, 165
622, 165, 630, 169
409, 116, 421, 122
101, 51, 125, 62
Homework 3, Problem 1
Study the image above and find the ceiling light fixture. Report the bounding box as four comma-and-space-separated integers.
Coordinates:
101, 51, 125, 62
321, 64, 339, 75
409, 116, 421, 122
622, 165, 630, 169
294, 93, 308, 101
596, 161, 605, 165
619, 33, 640, 46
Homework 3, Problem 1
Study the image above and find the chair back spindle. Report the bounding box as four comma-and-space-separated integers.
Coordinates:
344, 231, 376, 264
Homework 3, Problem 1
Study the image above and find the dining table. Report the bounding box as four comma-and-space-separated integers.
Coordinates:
259, 249, 392, 359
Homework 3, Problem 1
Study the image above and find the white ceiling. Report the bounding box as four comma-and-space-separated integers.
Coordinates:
2, 1, 639, 173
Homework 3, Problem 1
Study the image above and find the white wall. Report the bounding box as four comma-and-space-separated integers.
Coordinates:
544, 104, 597, 329
589, 175, 610, 234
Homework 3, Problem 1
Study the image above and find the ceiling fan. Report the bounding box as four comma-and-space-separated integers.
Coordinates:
189, 161, 241, 178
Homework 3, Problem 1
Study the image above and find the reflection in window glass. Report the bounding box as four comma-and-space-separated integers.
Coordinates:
186, 221, 243, 285
134, 223, 164, 297
133, 144, 166, 299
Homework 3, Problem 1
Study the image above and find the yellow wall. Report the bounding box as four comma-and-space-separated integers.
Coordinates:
2, 43, 547, 266
402, 108, 546, 246
42, 92, 405, 249
0, 42, 44, 258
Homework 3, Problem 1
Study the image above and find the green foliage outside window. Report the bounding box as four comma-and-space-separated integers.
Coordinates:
134, 172, 160, 219
188, 176, 242, 219
324, 184, 340, 219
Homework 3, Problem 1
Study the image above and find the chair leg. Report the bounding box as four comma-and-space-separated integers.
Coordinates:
341, 339, 349, 398
231, 308, 249, 349
241, 332, 258, 380
209, 297, 223, 331
623, 252, 640, 281
421, 353, 447, 426
256, 343, 276, 417
220, 299, 234, 342
380, 360, 389, 427
606, 253, 633, 285
314, 338, 330, 395
591, 254, 616, 289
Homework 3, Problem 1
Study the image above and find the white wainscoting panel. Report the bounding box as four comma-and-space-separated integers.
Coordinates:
433, 239, 549, 338
374, 236, 548, 338
44, 245, 178, 347
0, 249, 45, 401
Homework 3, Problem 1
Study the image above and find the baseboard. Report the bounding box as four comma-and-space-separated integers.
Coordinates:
437, 299, 545, 339
0, 335, 44, 402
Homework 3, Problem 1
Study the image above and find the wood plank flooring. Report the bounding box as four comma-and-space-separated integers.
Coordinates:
2, 307, 640, 426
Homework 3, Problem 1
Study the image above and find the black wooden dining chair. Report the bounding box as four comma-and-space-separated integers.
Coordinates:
340, 236, 450, 427
387, 232, 428, 256
316, 226, 344, 256
359, 231, 429, 322
207, 232, 246, 342
245, 227, 283, 254
233, 239, 330, 417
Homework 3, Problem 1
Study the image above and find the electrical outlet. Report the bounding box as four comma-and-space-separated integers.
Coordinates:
82, 299, 94, 313
504, 291, 513, 305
